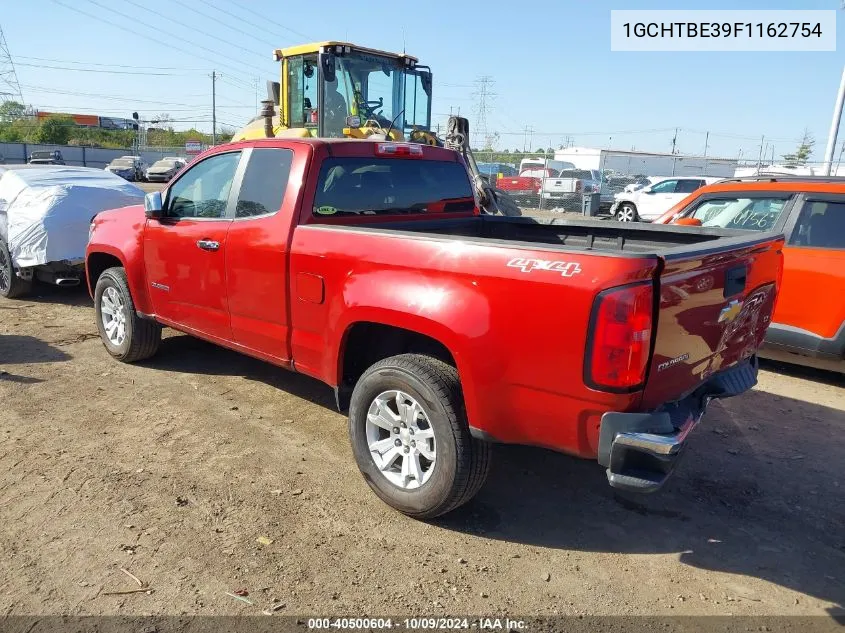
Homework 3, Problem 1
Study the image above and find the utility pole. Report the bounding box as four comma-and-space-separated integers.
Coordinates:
702, 131, 709, 174
822, 65, 845, 176
523, 125, 534, 153
211, 70, 217, 146
670, 128, 678, 154
472, 75, 496, 149
757, 135, 765, 171
0, 25, 24, 104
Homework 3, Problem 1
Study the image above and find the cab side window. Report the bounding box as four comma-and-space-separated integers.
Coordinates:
649, 179, 677, 193
235, 148, 294, 218
675, 179, 703, 194
166, 152, 241, 219
789, 200, 845, 249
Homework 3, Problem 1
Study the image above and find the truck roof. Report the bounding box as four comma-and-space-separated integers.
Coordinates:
225, 137, 460, 161
275, 41, 418, 63
698, 177, 845, 194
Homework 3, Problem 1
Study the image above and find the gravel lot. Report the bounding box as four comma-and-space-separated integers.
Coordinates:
1, 284, 843, 619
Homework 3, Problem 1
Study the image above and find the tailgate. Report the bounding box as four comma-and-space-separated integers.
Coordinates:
543, 177, 578, 194
498, 176, 540, 192
640, 232, 784, 408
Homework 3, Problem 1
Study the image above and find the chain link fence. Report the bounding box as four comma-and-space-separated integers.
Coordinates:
476, 148, 746, 215
0, 142, 193, 170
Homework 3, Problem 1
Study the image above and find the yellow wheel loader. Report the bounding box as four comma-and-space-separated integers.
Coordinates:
232, 41, 438, 145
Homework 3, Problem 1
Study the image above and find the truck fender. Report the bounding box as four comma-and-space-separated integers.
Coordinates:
86, 209, 153, 315
326, 270, 494, 429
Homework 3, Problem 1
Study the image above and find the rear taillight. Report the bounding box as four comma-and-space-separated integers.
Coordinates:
375, 142, 423, 157
586, 283, 653, 391
575, 180, 583, 192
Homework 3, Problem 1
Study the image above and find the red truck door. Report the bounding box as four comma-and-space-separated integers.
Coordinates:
143, 150, 241, 340
223, 146, 299, 361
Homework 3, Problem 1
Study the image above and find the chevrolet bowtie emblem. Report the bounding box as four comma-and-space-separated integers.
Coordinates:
718, 299, 743, 324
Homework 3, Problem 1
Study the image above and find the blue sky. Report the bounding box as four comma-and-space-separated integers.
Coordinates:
3, 0, 843, 161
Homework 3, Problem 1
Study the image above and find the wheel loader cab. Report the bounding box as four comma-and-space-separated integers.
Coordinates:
233, 42, 433, 142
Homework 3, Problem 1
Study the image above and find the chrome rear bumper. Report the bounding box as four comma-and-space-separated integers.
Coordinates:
598, 358, 758, 493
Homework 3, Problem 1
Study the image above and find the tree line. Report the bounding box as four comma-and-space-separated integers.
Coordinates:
0, 101, 233, 148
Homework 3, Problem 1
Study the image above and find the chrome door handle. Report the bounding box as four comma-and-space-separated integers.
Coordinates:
196, 239, 220, 251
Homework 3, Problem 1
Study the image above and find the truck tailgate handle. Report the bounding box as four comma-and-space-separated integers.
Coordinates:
724, 265, 747, 298
196, 239, 220, 252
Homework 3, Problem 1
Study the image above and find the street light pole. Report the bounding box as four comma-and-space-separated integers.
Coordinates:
822, 65, 845, 176
211, 70, 217, 146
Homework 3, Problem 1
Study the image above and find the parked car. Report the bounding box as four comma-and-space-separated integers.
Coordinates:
477, 162, 518, 179
145, 158, 186, 183
28, 150, 65, 165
610, 176, 722, 222
0, 165, 144, 298
654, 174, 845, 374
105, 156, 147, 181
622, 176, 658, 193
86, 138, 783, 518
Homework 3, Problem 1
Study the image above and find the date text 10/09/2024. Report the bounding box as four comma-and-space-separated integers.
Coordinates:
622, 22, 822, 39
307, 618, 528, 630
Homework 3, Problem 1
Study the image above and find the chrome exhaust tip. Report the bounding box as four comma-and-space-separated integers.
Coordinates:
55, 277, 81, 287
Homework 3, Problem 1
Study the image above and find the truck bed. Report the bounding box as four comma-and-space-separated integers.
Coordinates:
337, 215, 773, 257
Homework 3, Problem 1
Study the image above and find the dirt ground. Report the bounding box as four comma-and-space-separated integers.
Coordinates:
0, 284, 843, 619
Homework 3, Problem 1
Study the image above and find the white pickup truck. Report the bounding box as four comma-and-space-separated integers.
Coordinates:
540, 169, 602, 207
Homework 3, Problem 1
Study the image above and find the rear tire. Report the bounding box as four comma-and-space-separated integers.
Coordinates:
0, 237, 32, 299
94, 267, 161, 363
616, 203, 639, 222
348, 354, 492, 519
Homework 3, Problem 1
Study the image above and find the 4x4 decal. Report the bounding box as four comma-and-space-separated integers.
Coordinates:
507, 258, 582, 277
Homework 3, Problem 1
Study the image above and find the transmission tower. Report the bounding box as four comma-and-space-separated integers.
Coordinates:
472, 75, 496, 149
0, 26, 24, 104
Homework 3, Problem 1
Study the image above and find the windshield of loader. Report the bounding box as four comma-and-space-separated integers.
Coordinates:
323, 50, 431, 138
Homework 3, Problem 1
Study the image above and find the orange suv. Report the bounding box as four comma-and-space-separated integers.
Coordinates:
654, 175, 845, 374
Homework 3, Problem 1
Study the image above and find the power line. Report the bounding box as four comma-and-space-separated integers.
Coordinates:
229, 0, 314, 41
16, 55, 209, 72
83, 0, 263, 78
201, 0, 300, 44
47, 0, 261, 80
15, 62, 194, 77
123, 0, 271, 62
172, 0, 279, 49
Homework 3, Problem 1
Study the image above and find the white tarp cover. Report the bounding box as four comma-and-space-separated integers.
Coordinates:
0, 166, 144, 268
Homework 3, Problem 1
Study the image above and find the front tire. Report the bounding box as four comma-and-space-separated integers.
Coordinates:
94, 267, 161, 362
616, 203, 639, 222
348, 354, 492, 519
0, 237, 32, 299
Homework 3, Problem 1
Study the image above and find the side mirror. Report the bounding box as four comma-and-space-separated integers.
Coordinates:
643, 188, 656, 194
345, 115, 361, 129
674, 217, 702, 226
144, 191, 163, 219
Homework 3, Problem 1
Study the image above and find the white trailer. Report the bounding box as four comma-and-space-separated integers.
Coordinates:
554, 147, 738, 178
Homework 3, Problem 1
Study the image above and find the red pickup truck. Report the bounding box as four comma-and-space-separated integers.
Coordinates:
85, 138, 784, 519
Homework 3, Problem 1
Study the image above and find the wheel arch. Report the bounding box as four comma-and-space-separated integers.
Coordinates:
334, 320, 462, 412
85, 246, 153, 315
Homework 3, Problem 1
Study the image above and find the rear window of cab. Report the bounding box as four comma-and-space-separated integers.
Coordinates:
312, 157, 475, 218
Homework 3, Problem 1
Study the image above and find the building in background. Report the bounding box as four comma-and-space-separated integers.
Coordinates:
35, 111, 136, 130
554, 146, 738, 178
